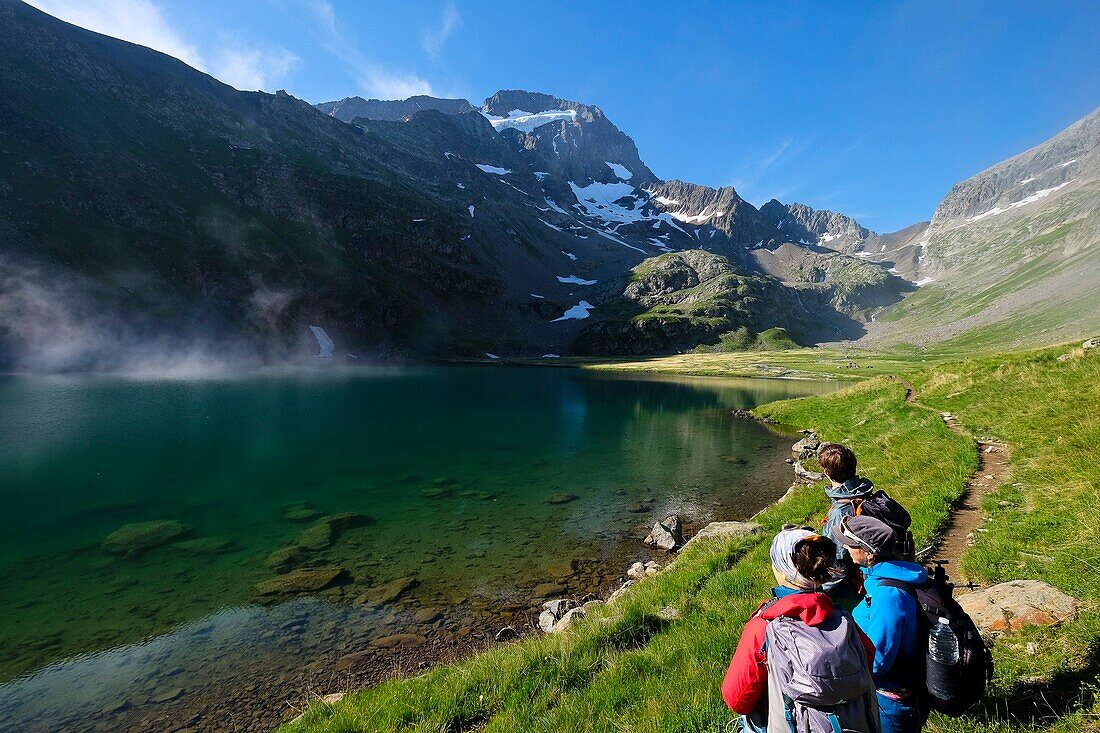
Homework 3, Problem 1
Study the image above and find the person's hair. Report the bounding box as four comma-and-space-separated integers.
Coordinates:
793, 535, 837, 585
818, 443, 857, 483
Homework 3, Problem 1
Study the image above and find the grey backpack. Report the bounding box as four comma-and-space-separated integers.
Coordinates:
764, 610, 881, 733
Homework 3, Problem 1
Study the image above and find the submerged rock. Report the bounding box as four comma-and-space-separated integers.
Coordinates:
171, 537, 239, 555
295, 513, 372, 550
358, 576, 419, 605
254, 565, 348, 595
372, 633, 426, 649
284, 508, 322, 522
102, 520, 193, 556
532, 582, 567, 597
265, 545, 305, 571
545, 493, 580, 505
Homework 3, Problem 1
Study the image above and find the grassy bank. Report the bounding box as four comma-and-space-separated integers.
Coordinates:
282, 343, 1099, 733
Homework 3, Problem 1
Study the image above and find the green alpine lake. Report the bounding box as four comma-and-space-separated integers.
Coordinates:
0, 366, 838, 731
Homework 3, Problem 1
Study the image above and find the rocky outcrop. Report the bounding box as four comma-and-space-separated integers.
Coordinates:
958, 580, 1079, 635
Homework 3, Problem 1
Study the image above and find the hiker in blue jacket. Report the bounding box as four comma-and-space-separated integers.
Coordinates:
832, 515, 929, 733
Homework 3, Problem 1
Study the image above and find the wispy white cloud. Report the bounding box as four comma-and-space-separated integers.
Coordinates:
421, 1, 460, 57
25, 0, 205, 69
26, 0, 298, 92
760, 137, 794, 169
361, 69, 434, 99
211, 45, 299, 92
305, 0, 436, 99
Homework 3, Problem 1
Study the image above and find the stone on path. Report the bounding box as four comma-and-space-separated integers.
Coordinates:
102, 520, 193, 555
958, 580, 1079, 635
254, 565, 348, 596
682, 521, 763, 551
643, 515, 684, 551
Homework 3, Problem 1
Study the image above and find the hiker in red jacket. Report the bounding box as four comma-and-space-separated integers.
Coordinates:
722, 526, 878, 732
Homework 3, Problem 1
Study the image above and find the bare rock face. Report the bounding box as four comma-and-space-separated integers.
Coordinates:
958, 580, 1079, 635
681, 521, 763, 551
794, 462, 826, 483
643, 515, 684, 551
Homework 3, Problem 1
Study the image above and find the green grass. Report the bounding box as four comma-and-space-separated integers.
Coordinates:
282, 344, 1100, 733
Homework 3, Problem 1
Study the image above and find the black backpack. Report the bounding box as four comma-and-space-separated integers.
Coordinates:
856, 491, 916, 561
878, 564, 994, 716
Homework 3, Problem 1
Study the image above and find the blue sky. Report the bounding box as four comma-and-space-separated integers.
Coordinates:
28, 0, 1100, 232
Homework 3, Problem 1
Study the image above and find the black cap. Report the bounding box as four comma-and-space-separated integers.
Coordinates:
830, 515, 896, 555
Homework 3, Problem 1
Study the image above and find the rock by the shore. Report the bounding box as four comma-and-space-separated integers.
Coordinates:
539, 598, 575, 633
682, 521, 763, 550
794, 462, 826, 483
607, 580, 635, 603
358, 576, 419, 605
792, 433, 820, 458
958, 580, 1079, 634
254, 565, 348, 596
334, 650, 374, 672
551, 606, 587, 633
643, 515, 684, 551
545, 493, 580, 505
102, 520, 193, 556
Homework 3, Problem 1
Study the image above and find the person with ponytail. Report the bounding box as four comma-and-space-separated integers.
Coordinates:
722, 526, 879, 732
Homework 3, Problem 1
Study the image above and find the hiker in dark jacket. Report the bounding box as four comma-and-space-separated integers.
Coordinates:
818, 444, 914, 605
722, 526, 877, 732
832, 515, 929, 733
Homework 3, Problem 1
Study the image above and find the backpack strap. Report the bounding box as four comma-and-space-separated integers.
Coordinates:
876, 578, 916, 595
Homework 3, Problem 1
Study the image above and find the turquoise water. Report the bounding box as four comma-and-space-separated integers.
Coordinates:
0, 366, 837, 730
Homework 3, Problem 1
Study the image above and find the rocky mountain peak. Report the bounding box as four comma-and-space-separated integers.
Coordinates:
759, 200, 872, 248
315, 95, 476, 123
479, 89, 658, 187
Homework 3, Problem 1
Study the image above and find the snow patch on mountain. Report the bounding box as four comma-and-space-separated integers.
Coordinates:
476, 163, 511, 175
482, 109, 578, 133
965, 182, 1071, 223
568, 181, 642, 222
552, 300, 594, 321
605, 162, 633, 180
557, 275, 597, 285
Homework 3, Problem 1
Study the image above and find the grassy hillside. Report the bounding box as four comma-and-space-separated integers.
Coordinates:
871, 182, 1100, 351
281, 343, 1099, 733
